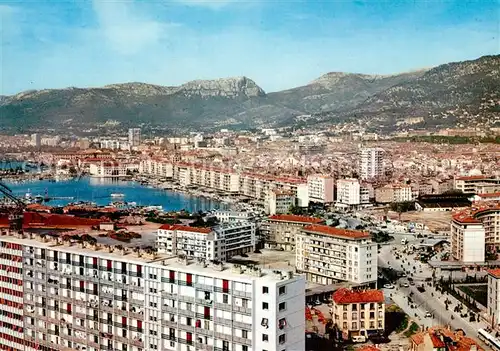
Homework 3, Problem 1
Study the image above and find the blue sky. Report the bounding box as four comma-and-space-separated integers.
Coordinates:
0, 0, 498, 95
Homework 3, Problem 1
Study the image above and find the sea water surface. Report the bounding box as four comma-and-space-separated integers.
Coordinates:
3, 177, 226, 212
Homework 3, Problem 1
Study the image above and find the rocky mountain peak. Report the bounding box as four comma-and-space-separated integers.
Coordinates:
179, 76, 266, 98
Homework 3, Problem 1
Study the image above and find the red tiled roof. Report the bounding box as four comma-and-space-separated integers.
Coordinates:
303, 224, 371, 239
356, 347, 381, 351
430, 334, 446, 348
23, 212, 103, 229
488, 268, 500, 278
159, 224, 212, 234
268, 214, 323, 224
332, 288, 384, 304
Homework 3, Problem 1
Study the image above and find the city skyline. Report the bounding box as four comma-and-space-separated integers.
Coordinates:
1, 0, 498, 95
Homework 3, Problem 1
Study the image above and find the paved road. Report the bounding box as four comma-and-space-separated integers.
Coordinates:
379, 244, 489, 349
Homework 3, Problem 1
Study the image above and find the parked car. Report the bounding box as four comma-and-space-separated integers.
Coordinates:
383, 284, 395, 289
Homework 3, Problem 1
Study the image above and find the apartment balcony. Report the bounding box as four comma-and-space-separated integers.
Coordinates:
194, 342, 214, 351
161, 291, 176, 299
87, 326, 100, 335
233, 336, 252, 346
195, 283, 214, 291
232, 290, 252, 299
101, 304, 114, 313
178, 309, 196, 318
88, 341, 100, 349
74, 311, 86, 319
73, 323, 86, 332
195, 328, 213, 336
233, 321, 252, 330
115, 307, 128, 317
129, 284, 144, 293
129, 311, 144, 320
131, 339, 144, 348
214, 302, 232, 312
178, 295, 195, 303
196, 298, 214, 306
100, 291, 114, 299
161, 319, 178, 328
162, 305, 177, 313
24, 334, 36, 342
232, 305, 251, 315
114, 335, 129, 344
178, 324, 196, 334
214, 331, 231, 341
130, 298, 143, 306
214, 317, 232, 327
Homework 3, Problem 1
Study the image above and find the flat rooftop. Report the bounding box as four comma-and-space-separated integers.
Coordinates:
1, 233, 298, 283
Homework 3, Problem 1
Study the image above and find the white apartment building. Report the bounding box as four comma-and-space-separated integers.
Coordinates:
265, 190, 296, 215
359, 147, 385, 180
450, 216, 485, 263
296, 224, 377, 287
307, 175, 334, 204
454, 175, 500, 194
452, 203, 500, 258
128, 128, 141, 147
89, 161, 128, 178
174, 164, 240, 194
30, 133, 41, 148
139, 159, 174, 178
336, 179, 361, 206
0, 233, 305, 351
375, 185, 413, 204
488, 269, 500, 327
265, 215, 323, 252
157, 223, 256, 262
240, 173, 305, 203
212, 211, 256, 224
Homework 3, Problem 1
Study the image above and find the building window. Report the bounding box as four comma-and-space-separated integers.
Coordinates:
278, 286, 286, 295
352, 322, 357, 329
262, 286, 269, 294
262, 334, 269, 342
279, 302, 286, 311
262, 302, 269, 310
223, 294, 228, 304
278, 334, 286, 344
242, 330, 248, 339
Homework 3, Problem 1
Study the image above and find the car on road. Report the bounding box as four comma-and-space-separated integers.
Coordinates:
313, 300, 322, 306
383, 284, 395, 289
417, 286, 426, 293
409, 281, 415, 286
401, 283, 409, 288
425, 311, 432, 318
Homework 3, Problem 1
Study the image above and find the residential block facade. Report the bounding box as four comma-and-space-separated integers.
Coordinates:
0, 233, 305, 351
295, 225, 377, 287
156, 223, 256, 262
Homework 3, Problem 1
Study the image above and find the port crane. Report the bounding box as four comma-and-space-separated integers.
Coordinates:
0, 181, 26, 231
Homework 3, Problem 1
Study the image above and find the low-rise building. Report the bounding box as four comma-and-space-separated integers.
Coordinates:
265, 215, 323, 251
157, 222, 256, 261
331, 288, 385, 338
454, 175, 500, 194
296, 225, 377, 287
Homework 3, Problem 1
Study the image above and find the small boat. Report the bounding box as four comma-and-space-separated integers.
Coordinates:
110, 193, 125, 198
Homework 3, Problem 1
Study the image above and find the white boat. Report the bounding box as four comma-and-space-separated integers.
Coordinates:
110, 193, 125, 198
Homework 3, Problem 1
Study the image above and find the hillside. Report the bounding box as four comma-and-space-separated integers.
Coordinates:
0, 55, 498, 132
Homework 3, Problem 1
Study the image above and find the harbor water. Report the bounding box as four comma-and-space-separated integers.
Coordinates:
3, 177, 227, 212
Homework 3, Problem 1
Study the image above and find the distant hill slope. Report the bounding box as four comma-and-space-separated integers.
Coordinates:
0, 55, 498, 131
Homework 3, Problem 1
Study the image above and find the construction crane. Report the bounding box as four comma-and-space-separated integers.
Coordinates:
0, 181, 26, 232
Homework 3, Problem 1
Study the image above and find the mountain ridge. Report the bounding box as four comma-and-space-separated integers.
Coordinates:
0, 54, 498, 132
